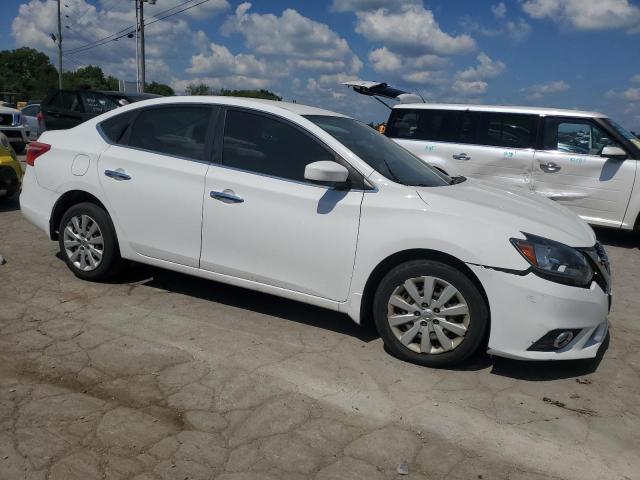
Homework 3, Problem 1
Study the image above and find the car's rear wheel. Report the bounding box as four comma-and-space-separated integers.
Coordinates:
58, 202, 124, 281
0, 167, 18, 202
373, 260, 488, 367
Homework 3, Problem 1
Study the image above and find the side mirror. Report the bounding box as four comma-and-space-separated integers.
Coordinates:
304, 161, 349, 185
601, 146, 627, 160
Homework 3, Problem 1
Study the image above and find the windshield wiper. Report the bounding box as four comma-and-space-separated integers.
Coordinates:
450, 175, 467, 185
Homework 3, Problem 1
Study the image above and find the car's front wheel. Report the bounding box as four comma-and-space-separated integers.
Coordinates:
58, 202, 124, 281
373, 260, 488, 367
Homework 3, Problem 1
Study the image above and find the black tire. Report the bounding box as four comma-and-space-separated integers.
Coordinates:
373, 260, 488, 368
58, 202, 125, 281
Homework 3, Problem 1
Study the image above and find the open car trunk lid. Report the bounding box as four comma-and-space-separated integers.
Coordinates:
342, 80, 425, 105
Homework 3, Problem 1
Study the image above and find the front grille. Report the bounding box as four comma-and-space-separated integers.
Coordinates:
0, 114, 12, 126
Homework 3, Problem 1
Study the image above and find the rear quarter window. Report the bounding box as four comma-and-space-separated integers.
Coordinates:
99, 111, 136, 144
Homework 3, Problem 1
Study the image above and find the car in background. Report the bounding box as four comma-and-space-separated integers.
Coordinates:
0, 104, 29, 153
40, 89, 119, 131
20, 96, 611, 367
0, 132, 22, 203
98, 91, 161, 106
21, 103, 41, 141
344, 80, 640, 232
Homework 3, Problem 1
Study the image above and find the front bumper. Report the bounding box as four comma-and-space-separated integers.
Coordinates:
468, 263, 609, 361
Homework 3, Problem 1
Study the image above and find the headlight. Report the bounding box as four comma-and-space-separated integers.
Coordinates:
510, 233, 593, 287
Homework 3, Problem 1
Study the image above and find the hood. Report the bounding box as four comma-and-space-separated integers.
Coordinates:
416, 179, 596, 248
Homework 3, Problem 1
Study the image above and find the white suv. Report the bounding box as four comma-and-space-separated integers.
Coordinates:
345, 81, 640, 231
20, 96, 610, 367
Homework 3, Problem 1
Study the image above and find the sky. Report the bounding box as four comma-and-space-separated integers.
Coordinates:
1, 0, 639, 128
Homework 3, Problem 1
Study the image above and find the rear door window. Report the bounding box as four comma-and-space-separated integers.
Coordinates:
127, 106, 212, 161
386, 109, 460, 142
55, 91, 82, 112
476, 112, 536, 149
81, 92, 118, 114
99, 111, 136, 144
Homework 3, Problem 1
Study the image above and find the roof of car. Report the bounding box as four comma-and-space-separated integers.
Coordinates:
392, 103, 607, 119
122, 96, 348, 118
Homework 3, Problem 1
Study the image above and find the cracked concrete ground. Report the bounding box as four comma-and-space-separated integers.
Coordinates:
1, 194, 639, 480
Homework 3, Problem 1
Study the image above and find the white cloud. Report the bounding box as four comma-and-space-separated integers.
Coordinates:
331, 0, 421, 12
460, 15, 531, 42
631, 74, 640, 83
456, 53, 505, 81
492, 2, 507, 18
355, 4, 476, 56
521, 80, 570, 100
222, 2, 361, 75
98, 0, 230, 20
187, 43, 269, 78
522, 0, 640, 32
506, 18, 532, 41
11, 0, 200, 84
452, 80, 488, 96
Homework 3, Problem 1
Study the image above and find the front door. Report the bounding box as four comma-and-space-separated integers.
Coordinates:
98, 105, 214, 267
200, 108, 363, 301
532, 117, 637, 228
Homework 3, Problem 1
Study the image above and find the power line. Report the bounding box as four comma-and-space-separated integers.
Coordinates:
65, 0, 209, 55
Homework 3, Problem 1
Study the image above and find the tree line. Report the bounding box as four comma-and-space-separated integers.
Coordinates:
0, 47, 280, 102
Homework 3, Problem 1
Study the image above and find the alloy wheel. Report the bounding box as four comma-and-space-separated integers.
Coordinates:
386, 276, 470, 354
63, 214, 104, 272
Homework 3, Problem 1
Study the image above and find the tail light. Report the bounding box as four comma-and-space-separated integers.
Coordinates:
26, 142, 51, 166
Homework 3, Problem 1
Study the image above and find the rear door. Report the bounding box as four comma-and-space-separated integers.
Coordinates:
532, 116, 637, 227
98, 105, 215, 267
450, 111, 536, 191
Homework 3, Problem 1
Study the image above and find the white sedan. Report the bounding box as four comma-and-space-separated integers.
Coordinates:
20, 96, 611, 366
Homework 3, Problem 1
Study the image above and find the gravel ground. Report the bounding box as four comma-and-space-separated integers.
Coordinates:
0, 193, 639, 480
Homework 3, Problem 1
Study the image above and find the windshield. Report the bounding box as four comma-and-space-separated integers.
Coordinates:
604, 118, 640, 150
305, 115, 450, 187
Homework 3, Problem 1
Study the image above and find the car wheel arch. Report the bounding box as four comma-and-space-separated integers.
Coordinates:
50, 190, 111, 240
358, 248, 491, 332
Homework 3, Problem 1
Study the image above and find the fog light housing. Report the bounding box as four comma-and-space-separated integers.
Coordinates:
527, 329, 582, 352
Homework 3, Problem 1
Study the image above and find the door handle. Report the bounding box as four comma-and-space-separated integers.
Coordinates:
539, 162, 561, 173
104, 169, 131, 181
210, 190, 244, 203
452, 153, 470, 161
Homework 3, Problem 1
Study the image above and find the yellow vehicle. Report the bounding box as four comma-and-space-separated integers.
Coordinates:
0, 132, 22, 203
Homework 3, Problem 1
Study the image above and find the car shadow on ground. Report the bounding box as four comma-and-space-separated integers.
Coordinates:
0, 196, 19, 213
118, 262, 380, 343
594, 227, 639, 249
53, 248, 610, 379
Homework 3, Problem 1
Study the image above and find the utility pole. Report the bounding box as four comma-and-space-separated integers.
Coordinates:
57, 0, 63, 89
137, 0, 146, 93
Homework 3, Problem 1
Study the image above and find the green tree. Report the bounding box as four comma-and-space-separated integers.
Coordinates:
146, 81, 174, 96
0, 47, 58, 101
62, 65, 119, 90
219, 88, 281, 101
185, 83, 212, 95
